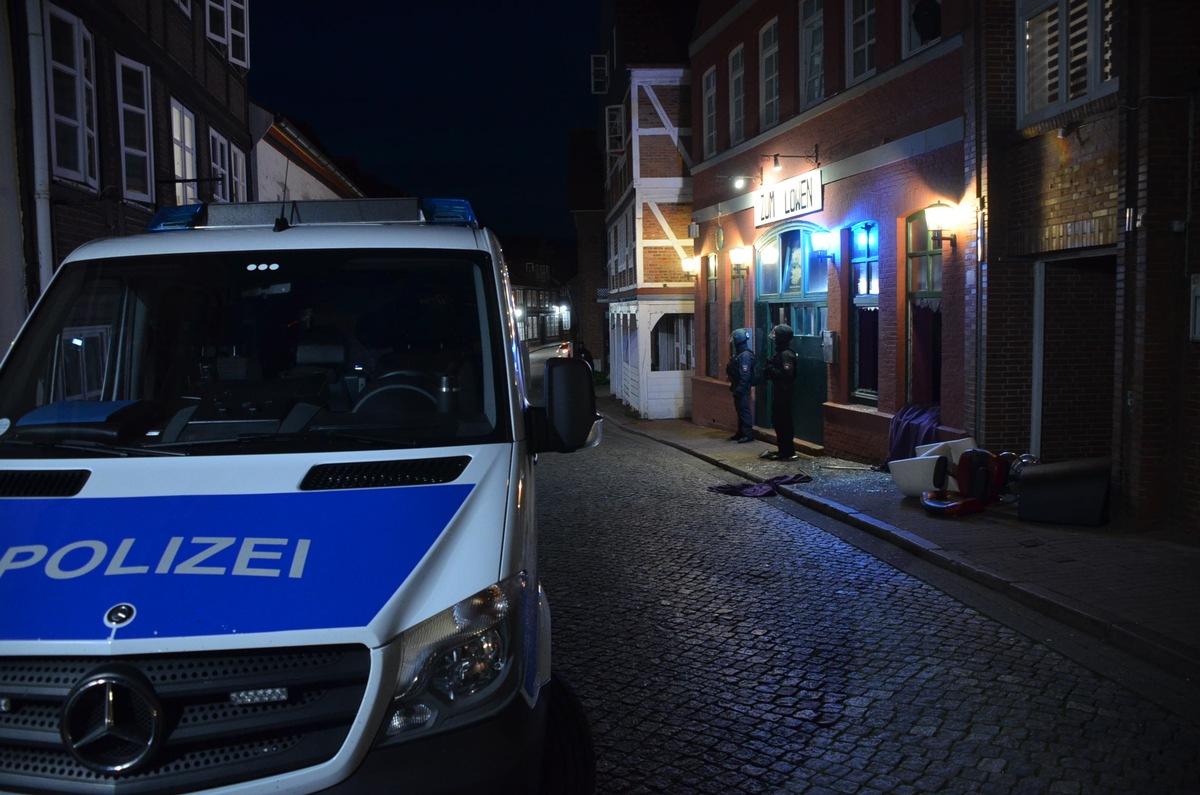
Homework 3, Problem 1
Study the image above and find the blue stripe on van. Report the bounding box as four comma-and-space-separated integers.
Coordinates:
0, 484, 472, 641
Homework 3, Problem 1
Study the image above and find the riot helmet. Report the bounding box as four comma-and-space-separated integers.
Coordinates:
771, 324, 794, 347
731, 328, 751, 351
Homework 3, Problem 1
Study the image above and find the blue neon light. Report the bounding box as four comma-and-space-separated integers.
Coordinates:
421, 198, 478, 228
147, 204, 205, 232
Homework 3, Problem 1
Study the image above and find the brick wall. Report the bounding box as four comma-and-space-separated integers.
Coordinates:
823, 404, 891, 465
639, 137, 687, 179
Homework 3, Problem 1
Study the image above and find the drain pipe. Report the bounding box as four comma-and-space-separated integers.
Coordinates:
26, 0, 54, 293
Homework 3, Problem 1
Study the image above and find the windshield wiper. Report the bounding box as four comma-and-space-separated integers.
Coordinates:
0, 437, 185, 457
148, 431, 417, 451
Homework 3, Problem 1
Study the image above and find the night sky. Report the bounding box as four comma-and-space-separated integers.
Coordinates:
248, 2, 601, 242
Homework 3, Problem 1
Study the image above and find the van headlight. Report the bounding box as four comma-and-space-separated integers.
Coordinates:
378, 574, 530, 744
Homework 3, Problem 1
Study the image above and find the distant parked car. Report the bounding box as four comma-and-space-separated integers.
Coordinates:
556, 341, 572, 357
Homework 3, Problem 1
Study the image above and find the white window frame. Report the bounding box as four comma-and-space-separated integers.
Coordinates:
173, 0, 191, 16
115, 56, 154, 203
170, 98, 198, 205
230, 146, 247, 202
605, 105, 625, 158
847, 0, 877, 86
45, 4, 98, 188
800, 0, 825, 108
1018, 0, 1116, 127
702, 67, 717, 158
728, 45, 745, 145
903, 0, 942, 57
607, 227, 617, 278
759, 19, 780, 130
206, 0, 249, 67
590, 54, 609, 95
209, 129, 231, 202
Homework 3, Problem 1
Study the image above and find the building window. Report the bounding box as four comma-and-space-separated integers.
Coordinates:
623, 209, 635, 274
170, 99, 198, 205
760, 19, 780, 130
605, 105, 625, 161
115, 56, 153, 203
1019, 0, 1116, 126
651, 314, 694, 372
608, 226, 619, 277
702, 67, 717, 158
45, 4, 98, 188
230, 146, 247, 202
57, 325, 111, 401
728, 46, 745, 145
206, 0, 249, 67
909, 210, 943, 295
705, 254, 719, 378
767, 228, 827, 297
907, 210, 943, 404
800, 0, 825, 107
850, 222, 879, 402
847, 0, 877, 85
904, 0, 942, 56
209, 129, 230, 202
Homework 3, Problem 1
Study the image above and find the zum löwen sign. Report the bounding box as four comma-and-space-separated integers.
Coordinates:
755, 169, 823, 227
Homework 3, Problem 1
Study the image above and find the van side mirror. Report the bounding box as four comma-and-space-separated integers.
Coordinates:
530, 358, 601, 453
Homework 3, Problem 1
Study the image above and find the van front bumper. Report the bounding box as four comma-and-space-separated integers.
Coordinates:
319, 685, 549, 795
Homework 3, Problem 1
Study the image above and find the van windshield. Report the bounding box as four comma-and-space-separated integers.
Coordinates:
0, 249, 510, 457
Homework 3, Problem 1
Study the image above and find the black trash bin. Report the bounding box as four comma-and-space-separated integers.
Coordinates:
1017, 457, 1112, 527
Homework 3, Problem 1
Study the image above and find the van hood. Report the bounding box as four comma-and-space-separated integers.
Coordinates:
0, 448, 514, 645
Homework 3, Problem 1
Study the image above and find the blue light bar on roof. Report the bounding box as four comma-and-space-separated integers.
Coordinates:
147, 204, 205, 232
421, 198, 478, 228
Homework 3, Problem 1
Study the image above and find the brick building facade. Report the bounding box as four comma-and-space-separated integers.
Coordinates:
965, 0, 1199, 531
595, 0, 701, 419
689, 0, 967, 462
680, 0, 1200, 532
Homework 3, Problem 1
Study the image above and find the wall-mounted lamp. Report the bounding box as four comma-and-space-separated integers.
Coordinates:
925, 201, 957, 249
681, 256, 701, 279
763, 145, 820, 172
811, 229, 836, 261
720, 169, 762, 190
728, 246, 751, 279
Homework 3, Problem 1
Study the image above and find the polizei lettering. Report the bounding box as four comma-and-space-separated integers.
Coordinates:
0, 537, 311, 580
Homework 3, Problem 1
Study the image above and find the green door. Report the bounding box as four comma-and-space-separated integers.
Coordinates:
754, 303, 826, 445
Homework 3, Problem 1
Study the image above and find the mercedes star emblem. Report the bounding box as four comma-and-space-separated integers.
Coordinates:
60, 665, 165, 775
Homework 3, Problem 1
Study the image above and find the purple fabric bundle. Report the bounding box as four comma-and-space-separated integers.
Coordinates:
707, 473, 813, 497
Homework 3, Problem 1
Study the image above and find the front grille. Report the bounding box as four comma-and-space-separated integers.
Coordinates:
300, 456, 470, 491
0, 645, 371, 794
0, 470, 90, 497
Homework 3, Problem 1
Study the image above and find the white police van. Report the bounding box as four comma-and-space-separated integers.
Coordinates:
0, 198, 599, 794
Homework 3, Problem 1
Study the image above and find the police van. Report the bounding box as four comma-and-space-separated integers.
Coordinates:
0, 198, 599, 794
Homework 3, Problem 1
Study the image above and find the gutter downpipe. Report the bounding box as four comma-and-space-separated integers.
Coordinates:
26, 0, 53, 292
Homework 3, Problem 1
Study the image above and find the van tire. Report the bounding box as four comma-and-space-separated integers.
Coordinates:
539, 673, 595, 794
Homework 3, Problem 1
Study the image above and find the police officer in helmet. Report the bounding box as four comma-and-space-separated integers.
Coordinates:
725, 328, 755, 442
760, 324, 798, 461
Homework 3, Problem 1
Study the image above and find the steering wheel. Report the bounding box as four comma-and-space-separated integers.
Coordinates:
370, 368, 431, 382
351, 383, 437, 414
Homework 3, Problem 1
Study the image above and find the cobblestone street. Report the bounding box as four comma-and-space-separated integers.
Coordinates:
536, 423, 1200, 794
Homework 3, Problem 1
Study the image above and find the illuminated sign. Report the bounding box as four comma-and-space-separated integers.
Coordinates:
755, 169, 823, 227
